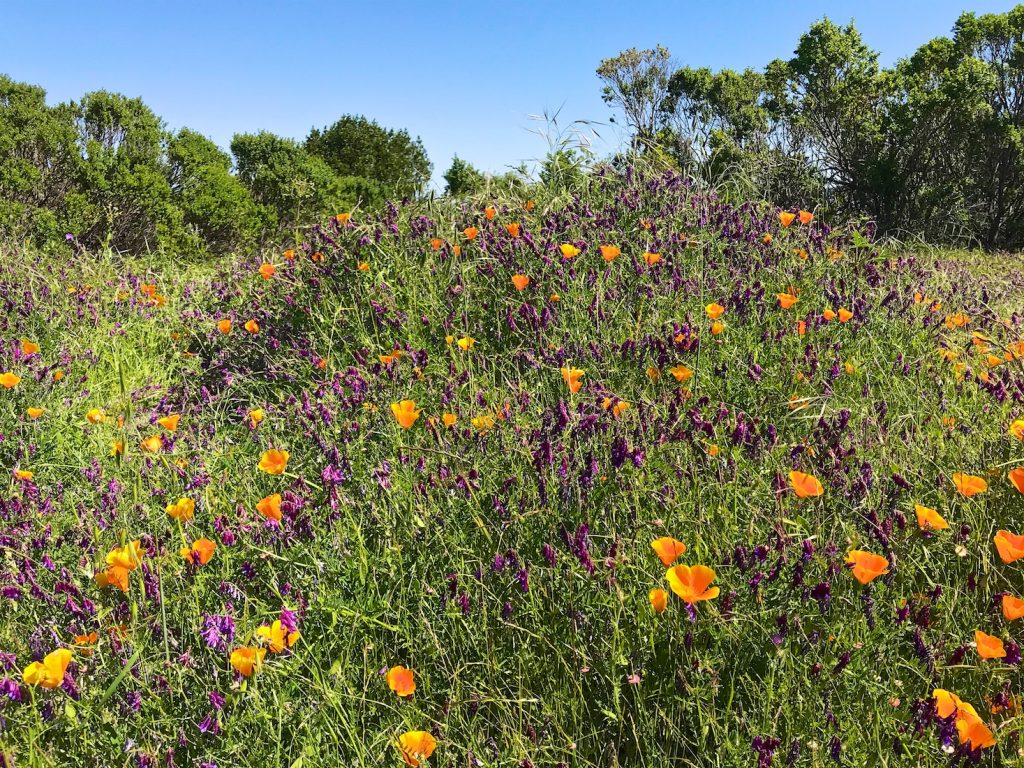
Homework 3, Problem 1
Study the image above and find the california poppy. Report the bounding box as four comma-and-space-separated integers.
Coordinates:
456, 336, 475, 351
649, 588, 668, 614
442, 413, 457, 427
256, 620, 300, 653
21, 339, 39, 356
86, 408, 105, 424
249, 408, 265, 426
711, 321, 725, 335
387, 665, 416, 697
1010, 419, 1024, 440
397, 731, 437, 767
779, 211, 796, 228
777, 293, 798, 309
140, 435, 162, 453
14, 469, 33, 481
789, 471, 823, 498
430, 238, 443, 251
600, 245, 620, 261
1002, 594, 1024, 621
837, 308, 853, 323
463, 227, 478, 240
166, 497, 195, 521
994, 530, 1024, 563
651, 537, 687, 566
642, 251, 661, 265
975, 630, 1006, 660
511, 274, 529, 291
258, 264, 276, 280
914, 504, 948, 531
180, 538, 216, 565
391, 400, 421, 429
230, 647, 266, 677
217, 319, 232, 335
22, 648, 73, 689
705, 303, 725, 320
665, 564, 719, 604
1008, 467, 1024, 494
258, 449, 289, 475
256, 493, 283, 522
846, 550, 889, 584
336, 212, 351, 224
798, 210, 814, 225
244, 319, 260, 335
559, 243, 580, 259
506, 223, 520, 238
560, 367, 585, 394
26, 407, 44, 419
953, 472, 987, 497
822, 308, 836, 321
668, 365, 693, 382
484, 205, 496, 220
158, 414, 180, 432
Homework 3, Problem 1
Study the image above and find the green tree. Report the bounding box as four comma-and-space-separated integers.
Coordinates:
305, 115, 431, 198
166, 128, 268, 255
596, 46, 673, 148
443, 155, 485, 196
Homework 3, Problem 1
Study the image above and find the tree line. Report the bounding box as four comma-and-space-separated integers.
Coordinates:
597, 6, 1024, 250
0, 76, 431, 256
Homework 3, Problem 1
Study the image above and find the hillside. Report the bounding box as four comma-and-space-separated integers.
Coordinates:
2, 167, 1024, 767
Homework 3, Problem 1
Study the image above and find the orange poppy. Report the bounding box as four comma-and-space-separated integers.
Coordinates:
1008, 467, 1024, 494
822, 308, 836, 321
953, 472, 987, 497
846, 550, 889, 585
22, 648, 73, 689
387, 665, 416, 697
789, 471, 823, 498
649, 588, 668, 614
430, 238, 443, 251
391, 400, 421, 429
258, 264, 276, 280
256, 493, 283, 522
26, 407, 44, 419
642, 251, 661, 265
0, 372, 20, 389
249, 408, 265, 427
668, 365, 693, 382
665, 564, 719, 604
165, 497, 195, 521
975, 630, 1006, 660
484, 205, 496, 220
230, 647, 266, 677
180, 538, 216, 565
837, 308, 853, 323
777, 293, 798, 309
140, 435, 163, 453
463, 227, 478, 240
256, 620, 300, 653
511, 274, 530, 291
21, 338, 39, 355
397, 731, 437, 767
1010, 419, 1024, 440
711, 321, 725, 335
560, 367, 585, 394
336, 212, 351, 224
244, 319, 260, 335
651, 537, 687, 566
506, 223, 520, 238
705, 303, 725, 320
559, 243, 580, 259
994, 530, 1024, 563
779, 211, 796, 228
442, 413, 458, 427
914, 504, 948, 531
1002, 594, 1024, 621
158, 414, 180, 432
798, 210, 814, 225
258, 448, 289, 475
217, 319, 232, 334
600, 245, 620, 261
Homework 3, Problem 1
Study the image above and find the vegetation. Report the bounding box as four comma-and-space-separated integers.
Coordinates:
2, 162, 1024, 766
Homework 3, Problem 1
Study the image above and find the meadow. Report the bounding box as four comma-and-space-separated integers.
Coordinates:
2, 165, 1024, 767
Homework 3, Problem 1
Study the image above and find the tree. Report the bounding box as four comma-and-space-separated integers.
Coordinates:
596, 46, 673, 148
166, 128, 268, 254
231, 131, 337, 233
305, 115, 431, 198
443, 155, 485, 196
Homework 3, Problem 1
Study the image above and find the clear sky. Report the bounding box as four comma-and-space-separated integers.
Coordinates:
1, 1, 1018, 189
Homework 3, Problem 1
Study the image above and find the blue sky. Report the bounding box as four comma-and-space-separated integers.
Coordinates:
1, 1, 1018, 189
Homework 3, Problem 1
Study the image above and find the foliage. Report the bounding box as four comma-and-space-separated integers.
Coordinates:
2, 166, 1024, 766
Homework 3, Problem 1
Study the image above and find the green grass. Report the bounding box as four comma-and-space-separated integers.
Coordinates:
1, 170, 1024, 767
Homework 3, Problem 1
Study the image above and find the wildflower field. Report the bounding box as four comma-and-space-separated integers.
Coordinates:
4, 166, 1024, 768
